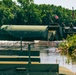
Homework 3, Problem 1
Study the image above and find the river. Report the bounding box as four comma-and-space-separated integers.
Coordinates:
0, 41, 76, 73
39, 47, 76, 73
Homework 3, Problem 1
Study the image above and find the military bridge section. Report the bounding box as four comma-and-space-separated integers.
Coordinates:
0, 24, 76, 41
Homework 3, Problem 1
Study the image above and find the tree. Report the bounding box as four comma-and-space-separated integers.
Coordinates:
0, 0, 76, 25
0, 0, 20, 25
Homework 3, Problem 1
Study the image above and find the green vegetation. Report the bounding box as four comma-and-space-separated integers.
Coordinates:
0, 0, 76, 26
59, 34, 76, 59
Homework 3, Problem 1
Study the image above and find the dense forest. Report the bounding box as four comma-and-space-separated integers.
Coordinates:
0, 0, 76, 26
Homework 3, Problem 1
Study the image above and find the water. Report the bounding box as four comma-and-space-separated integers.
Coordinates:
40, 47, 76, 72
0, 41, 76, 73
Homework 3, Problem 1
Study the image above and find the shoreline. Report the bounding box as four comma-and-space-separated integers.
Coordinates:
59, 66, 75, 75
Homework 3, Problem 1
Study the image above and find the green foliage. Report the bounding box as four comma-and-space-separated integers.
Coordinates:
0, 0, 20, 25
67, 35, 76, 57
0, 0, 76, 26
59, 34, 76, 58
72, 50, 76, 59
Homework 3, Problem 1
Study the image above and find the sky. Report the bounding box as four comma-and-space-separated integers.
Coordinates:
12, 0, 76, 10
34, 0, 76, 10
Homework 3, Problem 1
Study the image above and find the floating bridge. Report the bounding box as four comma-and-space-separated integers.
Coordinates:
48, 23, 76, 41
0, 24, 76, 41
0, 25, 59, 75
0, 24, 75, 75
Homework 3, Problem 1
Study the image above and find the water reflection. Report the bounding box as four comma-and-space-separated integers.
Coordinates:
39, 47, 76, 72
